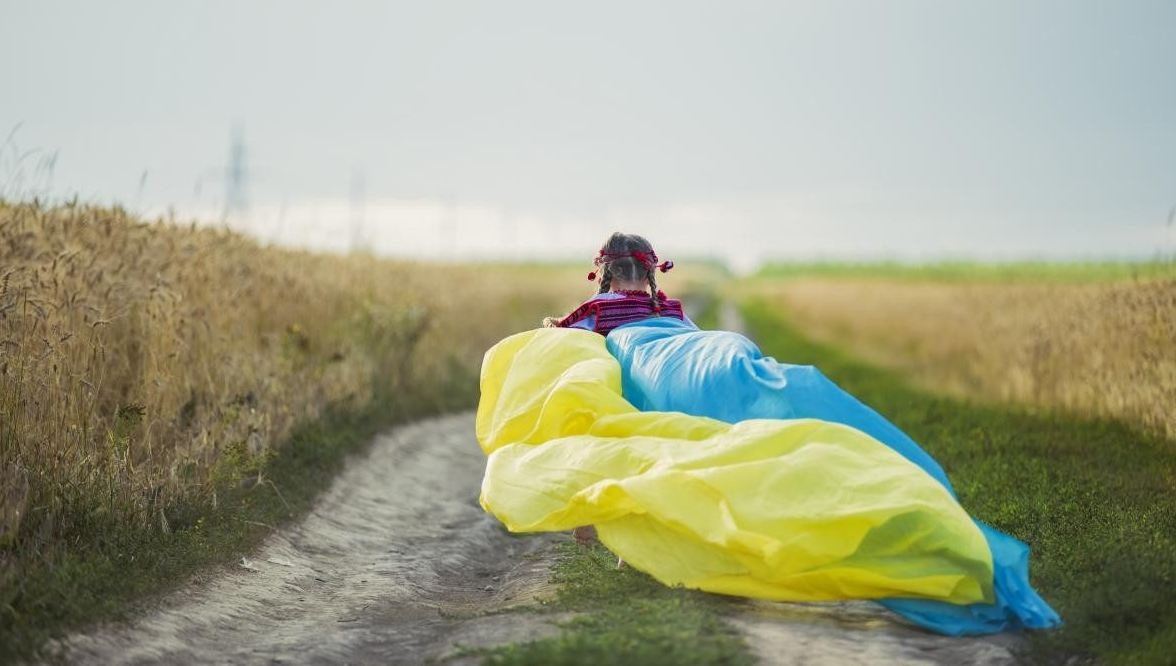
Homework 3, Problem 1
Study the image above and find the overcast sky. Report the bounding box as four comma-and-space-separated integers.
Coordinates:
2, 1, 1174, 266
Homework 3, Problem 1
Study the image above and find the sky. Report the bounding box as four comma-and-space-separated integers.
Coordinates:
2, 0, 1174, 269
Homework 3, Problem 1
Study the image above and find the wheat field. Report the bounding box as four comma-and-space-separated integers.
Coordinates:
0, 201, 591, 565
748, 277, 1176, 440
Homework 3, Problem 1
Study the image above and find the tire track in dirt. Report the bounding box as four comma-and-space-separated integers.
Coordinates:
728, 600, 1023, 665
54, 414, 563, 665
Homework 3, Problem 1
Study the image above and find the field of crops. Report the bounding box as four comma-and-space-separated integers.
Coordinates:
0, 201, 612, 655
756, 260, 1176, 284
746, 272, 1176, 440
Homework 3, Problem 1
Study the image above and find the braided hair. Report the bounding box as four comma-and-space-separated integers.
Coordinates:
543, 233, 673, 327
595, 232, 660, 313
646, 265, 660, 313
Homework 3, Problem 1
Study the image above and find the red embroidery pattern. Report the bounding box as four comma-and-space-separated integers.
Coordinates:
556, 292, 685, 335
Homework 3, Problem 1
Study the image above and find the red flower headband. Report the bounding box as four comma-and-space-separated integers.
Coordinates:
587, 249, 675, 281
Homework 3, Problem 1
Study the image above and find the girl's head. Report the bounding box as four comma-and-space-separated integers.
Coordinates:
589, 232, 674, 306
542, 232, 677, 327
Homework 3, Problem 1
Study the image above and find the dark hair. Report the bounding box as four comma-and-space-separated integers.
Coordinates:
596, 232, 661, 313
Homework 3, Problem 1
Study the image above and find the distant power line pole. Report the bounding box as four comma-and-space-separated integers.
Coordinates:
224, 125, 249, 220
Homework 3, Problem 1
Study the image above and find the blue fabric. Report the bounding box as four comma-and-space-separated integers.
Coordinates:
604, 317, 1061, 636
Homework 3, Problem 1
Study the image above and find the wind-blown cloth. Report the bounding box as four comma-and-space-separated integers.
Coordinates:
475, 321, 1061, 635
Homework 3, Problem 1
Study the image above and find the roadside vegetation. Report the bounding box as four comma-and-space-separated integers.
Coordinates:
478, 542, 752, 666
0, 201, 587, 660
741, 299, 1176, 666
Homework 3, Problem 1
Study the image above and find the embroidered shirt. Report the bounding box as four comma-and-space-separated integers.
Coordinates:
557, 291, 695, 335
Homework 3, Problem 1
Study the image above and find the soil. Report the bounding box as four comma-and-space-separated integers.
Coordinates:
730, 600, 1022, 665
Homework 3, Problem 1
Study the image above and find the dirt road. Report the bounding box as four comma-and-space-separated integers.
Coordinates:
56, 411, 1024, 665
56, 414, 563, 665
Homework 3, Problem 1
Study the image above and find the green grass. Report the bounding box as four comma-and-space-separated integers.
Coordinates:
741, 300, 1176, 666
754, 260, 1176, 283
477, 542, 753, 666
0, 371, 478, 663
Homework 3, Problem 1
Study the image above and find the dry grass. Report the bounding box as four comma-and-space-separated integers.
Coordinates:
748, 277, 1176, 440
0, 200, 587, 567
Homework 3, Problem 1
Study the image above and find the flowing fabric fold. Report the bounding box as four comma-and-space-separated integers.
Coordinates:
605, 317, 1061, 635
477, 328, 997, 611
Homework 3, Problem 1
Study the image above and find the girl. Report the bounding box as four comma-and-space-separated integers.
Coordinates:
545, 232, 696, 334
549, 232, 693, 556
480, 231, 1060, 636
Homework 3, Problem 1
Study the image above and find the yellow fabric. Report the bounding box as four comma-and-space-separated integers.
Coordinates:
477, 328, 995, 604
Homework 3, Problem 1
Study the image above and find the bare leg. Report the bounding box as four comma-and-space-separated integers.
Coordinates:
572, 525, 597, 546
